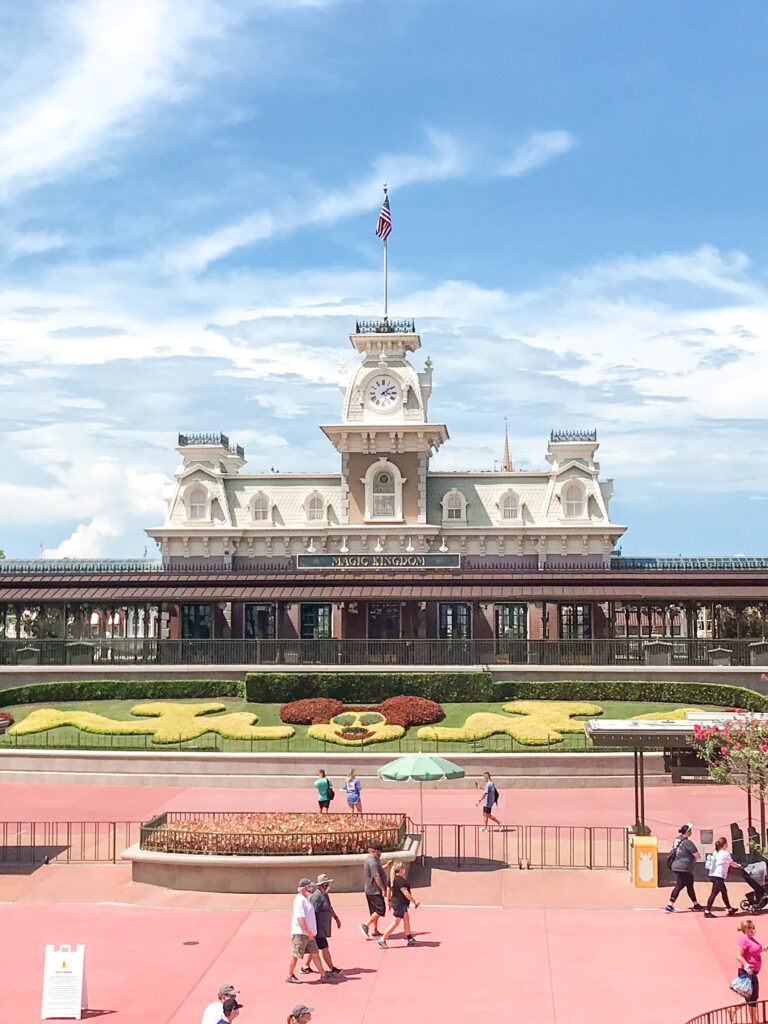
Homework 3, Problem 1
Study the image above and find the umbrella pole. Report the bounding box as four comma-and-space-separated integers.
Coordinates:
419, 780, 424, 828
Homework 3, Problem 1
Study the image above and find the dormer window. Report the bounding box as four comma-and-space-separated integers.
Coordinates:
188, 487, 208, 521
251, 494, 270, 523
500, 492, 519, 520
441, 489, 467, 523
307, 496, 325, 521
563, 482, 585, 518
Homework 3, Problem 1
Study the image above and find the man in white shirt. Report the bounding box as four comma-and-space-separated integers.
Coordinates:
202, 984, 239, 1024
287, 878, 331, 984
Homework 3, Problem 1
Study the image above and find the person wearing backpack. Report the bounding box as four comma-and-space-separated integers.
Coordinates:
664, 823, 704, 913
477, 772, 503, 832
314, 769, 333, 814
704, 836, 738, 918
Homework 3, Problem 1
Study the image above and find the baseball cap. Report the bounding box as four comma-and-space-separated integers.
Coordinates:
218, 985, 238, 999
298, 877, 313, 888
223, 997, 243, 1013
369, 843, 383, 852
291, 1005, 314, 1017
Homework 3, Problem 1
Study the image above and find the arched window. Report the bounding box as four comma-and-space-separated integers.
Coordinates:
252, 495, 270, 522
563, 483, 584, 518
372, 468, 395, 518
307, 496, 325, 521
441, 489, 466, 523
188, 487, 208, 521
500, 493, 518, 520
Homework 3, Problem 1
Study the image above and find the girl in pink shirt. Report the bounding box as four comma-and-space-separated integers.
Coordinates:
736, 920, 767, 1021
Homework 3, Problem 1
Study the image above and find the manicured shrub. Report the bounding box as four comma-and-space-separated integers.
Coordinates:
417, 700, 602, 745
0, 679, 246, 707
377, 696, 444, 727
507, 680, 768, 711
247, 672, 495, 703
279, 698, 345, 725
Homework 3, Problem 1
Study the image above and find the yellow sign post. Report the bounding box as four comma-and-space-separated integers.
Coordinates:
630, 834, 658, 887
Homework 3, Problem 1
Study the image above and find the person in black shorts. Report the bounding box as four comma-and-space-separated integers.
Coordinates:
302, 874, 341, 977
314, 769, 332, 813
377, 861, 419, 948
359, 843, 388, 939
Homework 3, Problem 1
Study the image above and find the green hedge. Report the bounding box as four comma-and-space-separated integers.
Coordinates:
246, 672, 496, 703
0, 679, 247, 707
246, 672, 768, 711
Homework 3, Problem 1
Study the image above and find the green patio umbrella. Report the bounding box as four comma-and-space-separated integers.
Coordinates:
378, 753, 465, 827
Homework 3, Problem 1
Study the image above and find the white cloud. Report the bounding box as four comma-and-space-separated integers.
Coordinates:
42, 516, 120, 558
500, 130, 575, 177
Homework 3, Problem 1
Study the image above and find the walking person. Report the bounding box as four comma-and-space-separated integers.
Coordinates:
215, 997, 243, 1023
202, 984, 239, 1024
477, 771, 502, 831
665, 823, 704, 913
705, 837, 738, 918
314, 769, 332, 814
734, 920, 768, 1023
287, 1006, 313, 1024
377, 861, 420, 948
286, 877, 332, 984
343, 768, 362, 814
359, 843, 388, 939
301, 874, 341, 976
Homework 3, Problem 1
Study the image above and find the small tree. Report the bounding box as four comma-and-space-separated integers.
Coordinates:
693, 716, 768, 842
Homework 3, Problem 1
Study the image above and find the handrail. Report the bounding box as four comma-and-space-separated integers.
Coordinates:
684, 998, 768, 1023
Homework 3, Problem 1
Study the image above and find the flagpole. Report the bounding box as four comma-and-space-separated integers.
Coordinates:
383, 183, 388, 321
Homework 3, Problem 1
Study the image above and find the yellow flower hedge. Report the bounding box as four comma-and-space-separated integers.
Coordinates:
308, 722, 405, 746
417, 700, 603, 745
9, 702, 294, 744
634, 707, 702, 721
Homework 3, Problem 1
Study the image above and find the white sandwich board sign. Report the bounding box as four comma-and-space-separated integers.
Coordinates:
41, 944, 88, 1020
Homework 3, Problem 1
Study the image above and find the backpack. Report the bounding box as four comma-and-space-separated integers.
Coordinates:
705, 851, 716, 874
327, 783, 335, 801
492, 784, 500, 805
667, 837, 682, 870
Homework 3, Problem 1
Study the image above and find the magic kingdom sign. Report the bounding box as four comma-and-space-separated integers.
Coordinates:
296, 553, 461, 570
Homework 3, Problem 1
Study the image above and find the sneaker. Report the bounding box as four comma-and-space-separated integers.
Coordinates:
370, 930, 382, 937
480, 826, 489, 832
377, 939, 388, 949
693, 904, 704, 912
406, 936, 417, 946
359, 923, 369, 939
321, 972, 335, 982
704, 910, 714, 918
664, 905, 675, 914
728, 908, 738, 916
300, 966, 314, 974
496, 825, 505, 832
330, 967, 342, 974
286, 976, 300, 984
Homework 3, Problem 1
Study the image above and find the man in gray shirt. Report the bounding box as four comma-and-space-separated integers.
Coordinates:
359, 843, 388, 939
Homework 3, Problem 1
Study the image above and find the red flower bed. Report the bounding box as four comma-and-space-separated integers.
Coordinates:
377, 696, 445, 727
280, 698, 345, 724
0, 712, 13, 732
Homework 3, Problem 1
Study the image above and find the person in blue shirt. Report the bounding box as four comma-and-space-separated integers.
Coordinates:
343, 769, 362, 814
477, 771, 502, 831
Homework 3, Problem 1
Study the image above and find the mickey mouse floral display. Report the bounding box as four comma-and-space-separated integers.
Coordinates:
279, 696, 445, 746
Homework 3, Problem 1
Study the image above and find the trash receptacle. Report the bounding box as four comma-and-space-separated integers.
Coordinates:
630, 834, 658, 887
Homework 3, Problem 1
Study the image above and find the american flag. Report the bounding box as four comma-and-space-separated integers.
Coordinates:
375, 194, 392, 241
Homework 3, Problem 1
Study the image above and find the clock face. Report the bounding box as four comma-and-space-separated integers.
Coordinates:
367, 375, 400, 410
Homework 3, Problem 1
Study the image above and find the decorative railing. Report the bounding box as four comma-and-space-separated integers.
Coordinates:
684, 999, 768, 1024
139, 811, 407, 857
0, 560, 165, 574
549, 429, 598, 442
0, 638, 766, 668
0, 820, 140, 864
613, 557, 768, 570
355, 317, 415, 334
178, 433, 245, 458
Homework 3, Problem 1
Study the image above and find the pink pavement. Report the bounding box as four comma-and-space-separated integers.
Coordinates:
0, 778, 754, 841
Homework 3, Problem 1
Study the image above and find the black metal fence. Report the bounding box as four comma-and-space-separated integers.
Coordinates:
1, 637, 767, 666
684, 1000, 768, 1024
0, 820, 140, 864
419, 823, 629, 870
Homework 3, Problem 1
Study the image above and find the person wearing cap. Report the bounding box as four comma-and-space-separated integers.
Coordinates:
287, 877, 332, 984
665, 823, 704, 913
302, 874, 341, 976
287, 1004, 313, 1024
202, 984, 239, 1024
218, 996, 243, 1023
359, 843, 388, 939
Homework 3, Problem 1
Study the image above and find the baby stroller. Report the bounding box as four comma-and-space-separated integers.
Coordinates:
740, 860, 768, 912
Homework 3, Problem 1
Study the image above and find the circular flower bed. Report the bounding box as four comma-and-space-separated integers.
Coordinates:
0, 712, 13, 733
141, 811, 405, 857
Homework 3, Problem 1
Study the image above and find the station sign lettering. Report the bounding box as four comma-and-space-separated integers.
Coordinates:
296, 553, 460, 569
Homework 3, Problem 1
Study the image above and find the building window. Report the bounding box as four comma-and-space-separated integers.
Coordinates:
245, 603, 275, 639
563, 483, 584, 518
496, 603, 527, 639
500, 492, 519, 520
368, 603, 401, 640
300, 603, 332, 639
439, 602, 471, 639
442, 489, 466, 523
252, 495, 270, 522
307, 495, 325, 521
559, 604, 592, 640
188, 488, 208, 521
372, 469, 396, 518
181, 604, 211, 639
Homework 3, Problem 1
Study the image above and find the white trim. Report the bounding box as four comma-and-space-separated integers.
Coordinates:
497, 489, 520, 522
561, 479, 587, 520
183, 483, 212, 524
361, 458, 405, 523
441, 488, 467, 524
304, 491, 328, 524
250, 492, 273, 525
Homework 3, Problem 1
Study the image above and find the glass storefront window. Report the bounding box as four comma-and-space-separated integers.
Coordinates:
181, 604, 211, 639
439, 602, 471, 639
558, 604, 592, 640
245, 603, 276, 640
300, 603, 332, 639
496, 603, 527, 639
368, 603, 400, 639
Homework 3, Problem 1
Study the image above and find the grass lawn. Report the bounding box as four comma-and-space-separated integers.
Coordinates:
0, 698, 715, 754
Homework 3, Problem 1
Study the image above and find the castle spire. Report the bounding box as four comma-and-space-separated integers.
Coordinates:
502, 418, 513, 472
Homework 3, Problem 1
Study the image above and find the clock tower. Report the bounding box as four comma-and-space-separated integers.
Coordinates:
321, 318, 448, 527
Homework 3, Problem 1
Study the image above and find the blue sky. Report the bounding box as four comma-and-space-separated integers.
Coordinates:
1, 0, 767, 558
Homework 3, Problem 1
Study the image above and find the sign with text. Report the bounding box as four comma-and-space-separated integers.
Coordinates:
296, 553, 461, 570
41, 944, 88, 1020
